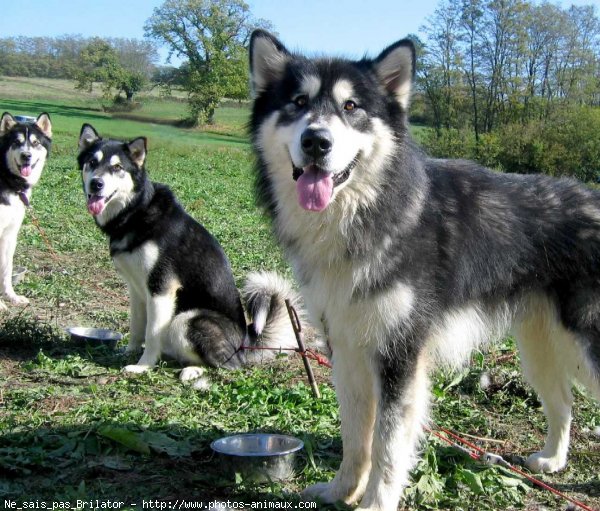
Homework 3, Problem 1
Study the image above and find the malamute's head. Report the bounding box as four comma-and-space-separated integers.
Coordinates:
249, 30, 415, 213
0, 112, 52, 187
78, 124, 148, 226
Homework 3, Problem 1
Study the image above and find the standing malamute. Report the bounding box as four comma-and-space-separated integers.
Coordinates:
78, 124, 299, 386
248, 30, 600, 510
0, 112, 52, 310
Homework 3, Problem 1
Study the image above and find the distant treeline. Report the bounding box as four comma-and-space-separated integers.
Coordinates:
416, 0, 600, 180
0, 35, 164, 82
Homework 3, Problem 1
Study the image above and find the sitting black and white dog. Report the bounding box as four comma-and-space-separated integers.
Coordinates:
77, 124, 298, 386
0, 112, 52, 310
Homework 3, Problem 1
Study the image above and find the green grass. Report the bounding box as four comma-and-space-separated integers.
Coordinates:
0, 77, 599, 510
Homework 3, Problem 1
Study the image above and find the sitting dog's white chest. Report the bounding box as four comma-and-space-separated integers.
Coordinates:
112, 241, 159, 296
0, 195, 26, 235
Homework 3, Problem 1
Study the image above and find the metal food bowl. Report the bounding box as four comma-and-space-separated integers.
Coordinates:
211, 433, 304, 483
12, 266, 26, 286
66, 327, 123, 349
14, 115, 36, 124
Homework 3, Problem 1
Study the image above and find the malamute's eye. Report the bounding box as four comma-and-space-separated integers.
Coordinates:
113, 163, 124, 172
344, 100, 357, 111
293, 95, 308, 108
31, 139, 40, 147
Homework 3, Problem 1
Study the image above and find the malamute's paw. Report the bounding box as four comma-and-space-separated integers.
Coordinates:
301, 482, 353, 505
8, 293, 29, 306
123, 364, 151, 374
179, 366, 210, 391
180, 366, 205, 382
525, 451, 567, 473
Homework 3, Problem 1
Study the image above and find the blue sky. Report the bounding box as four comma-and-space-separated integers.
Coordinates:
1, 0, 599, 64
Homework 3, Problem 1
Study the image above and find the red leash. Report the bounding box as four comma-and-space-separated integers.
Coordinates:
428, 426, 597, 511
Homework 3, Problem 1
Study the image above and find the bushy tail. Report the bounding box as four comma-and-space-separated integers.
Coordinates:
241, 271, 304, 364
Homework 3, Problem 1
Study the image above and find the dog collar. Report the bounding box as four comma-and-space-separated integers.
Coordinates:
18, 190, 30, 207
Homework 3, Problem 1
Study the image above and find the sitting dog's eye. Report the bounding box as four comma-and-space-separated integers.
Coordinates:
344, 100, 357, 111
293, 95, 308, 108
31, 140, 40, 147
113, 163, 124, 171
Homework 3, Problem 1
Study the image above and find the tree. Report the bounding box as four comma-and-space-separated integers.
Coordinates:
144, 0, 270, 125
419, 0, 466, 132
74, 38, 147, 102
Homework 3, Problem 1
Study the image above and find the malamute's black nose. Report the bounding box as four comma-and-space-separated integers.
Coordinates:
301, 128, 332, 159
90, 177, 104, 193
20, 151, 32, 162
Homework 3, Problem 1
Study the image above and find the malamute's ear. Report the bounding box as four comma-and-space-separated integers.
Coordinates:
0, 112, 17, 136
249, 30, 290, 95
79, 124, 100, 152
126, 137, 147, 169
35, 113, 52, 139
374, 39, 416, 110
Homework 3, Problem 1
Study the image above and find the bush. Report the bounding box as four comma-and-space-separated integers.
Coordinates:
421, 106, 600, 182
422, 127, 477, 160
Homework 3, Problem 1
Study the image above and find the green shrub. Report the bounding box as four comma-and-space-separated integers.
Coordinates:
421, 106, 600, 182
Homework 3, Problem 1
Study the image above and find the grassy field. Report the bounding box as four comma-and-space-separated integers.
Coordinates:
1, 77, 599, 510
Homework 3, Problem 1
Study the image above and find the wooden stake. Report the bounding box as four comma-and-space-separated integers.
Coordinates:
285, 299, 320, 399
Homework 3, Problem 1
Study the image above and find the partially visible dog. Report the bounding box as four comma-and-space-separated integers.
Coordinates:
0, 112, 52, 310
248, 30, 600, 510
77, 124, 299, 387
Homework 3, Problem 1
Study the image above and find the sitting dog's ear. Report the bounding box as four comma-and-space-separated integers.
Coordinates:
79, 124, 100, 152
0, 112, 17, 136
35, 113, 52, 139
373, 39, 416, 110
249, 30, 290, 96
127, 137, 147, 169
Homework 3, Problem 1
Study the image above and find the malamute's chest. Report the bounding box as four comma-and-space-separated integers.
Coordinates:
0, 194, 26, 234
299, 257, 415, 349
112, 241, 160, 295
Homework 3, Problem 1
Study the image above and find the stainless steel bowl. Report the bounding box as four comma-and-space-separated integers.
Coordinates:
12, 266, 26, 286
66, 327, 123, 349
211, 433, 304, 483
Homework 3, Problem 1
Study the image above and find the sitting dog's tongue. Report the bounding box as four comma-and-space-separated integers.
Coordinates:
87, 195, 105, 216
20, 165, 32, 177
296, 166, 333, 212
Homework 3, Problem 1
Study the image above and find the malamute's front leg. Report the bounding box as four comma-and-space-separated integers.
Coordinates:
302, 347, 376, 505
357, 349, 431, 511
123, 293, 173, 374
125, 285, 146, 354
0, 227, 28, 307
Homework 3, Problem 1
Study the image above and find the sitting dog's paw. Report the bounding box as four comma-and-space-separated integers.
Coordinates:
123, 364, 151, 374
525, 451, 567, 473
180, 366, 205, 382
8, 293, 29, 306
180, 366, 210, 391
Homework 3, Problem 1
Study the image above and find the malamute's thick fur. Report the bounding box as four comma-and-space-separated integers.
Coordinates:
0, 112, 52, 310
78, 124, 298, 387
248, 30, 600, 510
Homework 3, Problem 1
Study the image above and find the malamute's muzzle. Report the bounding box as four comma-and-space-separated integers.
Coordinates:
17, 150, 34, 177
86, 177, 115, 216
293, 127, 358, 212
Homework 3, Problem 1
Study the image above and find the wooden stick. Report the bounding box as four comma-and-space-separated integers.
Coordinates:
285, 299, 320, 399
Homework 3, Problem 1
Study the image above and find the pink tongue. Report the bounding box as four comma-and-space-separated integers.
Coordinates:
20, 165, 32, 177
87, 196, 106, 216
296, 166, 334, 212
